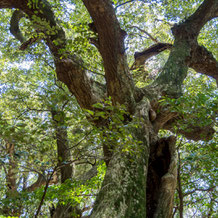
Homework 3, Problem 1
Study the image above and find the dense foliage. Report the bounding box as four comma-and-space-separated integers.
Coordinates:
0, 0, 217, 217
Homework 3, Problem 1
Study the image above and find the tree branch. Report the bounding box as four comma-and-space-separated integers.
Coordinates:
82, 0, 136, 112
35, 166, 58, 218
10, 9, 26, 43
153, 0, 218, 97
163, 119, 215, 141
175, 0, 218, 38
131, 43, 172, 69
1, 0, 103, 110
184, 186, 215, 197
129, 25, 159, 43
188, 44, 218, 83
115, 0, 135, 10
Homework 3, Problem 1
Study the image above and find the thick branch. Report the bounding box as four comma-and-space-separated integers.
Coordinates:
188, 44, 218, 83
82, 0, 136, 112
10, 9, 25, 43
173, 0, 218, 38
163, 118, 215, 141
153, 0, 218, 97
132, 43, 172, 69
149, 102, 216, 141
1, 0, 102, 110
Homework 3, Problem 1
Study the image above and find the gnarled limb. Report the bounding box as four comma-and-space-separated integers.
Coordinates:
187, 44, 218, 83
82, 0, 136, 112
149, 101, 216, 141
154, 0, 218, 97
134, 42, 218, 84
163, 119, 215, 141
3, 0, 103, 110
10, 9, 25, 43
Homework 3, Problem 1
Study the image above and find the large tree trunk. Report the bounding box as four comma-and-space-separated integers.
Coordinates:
0, 0, 216, 217
91, 127, 149, 217
91, 101, 178, 218
91, 132, 177, 218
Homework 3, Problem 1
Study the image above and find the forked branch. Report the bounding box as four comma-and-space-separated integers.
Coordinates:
153, 0, 218, 97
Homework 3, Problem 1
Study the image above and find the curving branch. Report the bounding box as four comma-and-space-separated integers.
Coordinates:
187, 44, 218, 83
10, 9, 26, 43
129, 25, 159, 43
115, 0, 135, 10
153, 0, 218, 97
148, 102, 216, 141
1, 0, 103, 110
162, 118, 215, 141
82, 0, 136, 112
175, 0, 218, 37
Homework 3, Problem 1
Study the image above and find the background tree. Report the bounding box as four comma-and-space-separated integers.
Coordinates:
0, 0, 217, 217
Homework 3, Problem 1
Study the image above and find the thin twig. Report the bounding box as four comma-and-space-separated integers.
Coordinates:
130, 25, 159, 43
67, 131, 92, 151
155, 18, 174, 26
184, 186, 215, 197
35, 166, 58, 218
115, 0, 146, 10
115, 0, 135, 10
20, 165, 46, 180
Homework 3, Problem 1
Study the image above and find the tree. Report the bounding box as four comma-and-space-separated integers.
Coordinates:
0, 0, 217, 217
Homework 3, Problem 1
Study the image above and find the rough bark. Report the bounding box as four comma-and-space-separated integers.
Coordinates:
82, 0, 136, 112
0, 0, 217, 217
90, 125, 150, 218
51, 110, 73, 183
154, 0, 218, 94
90, 99, 177, 218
